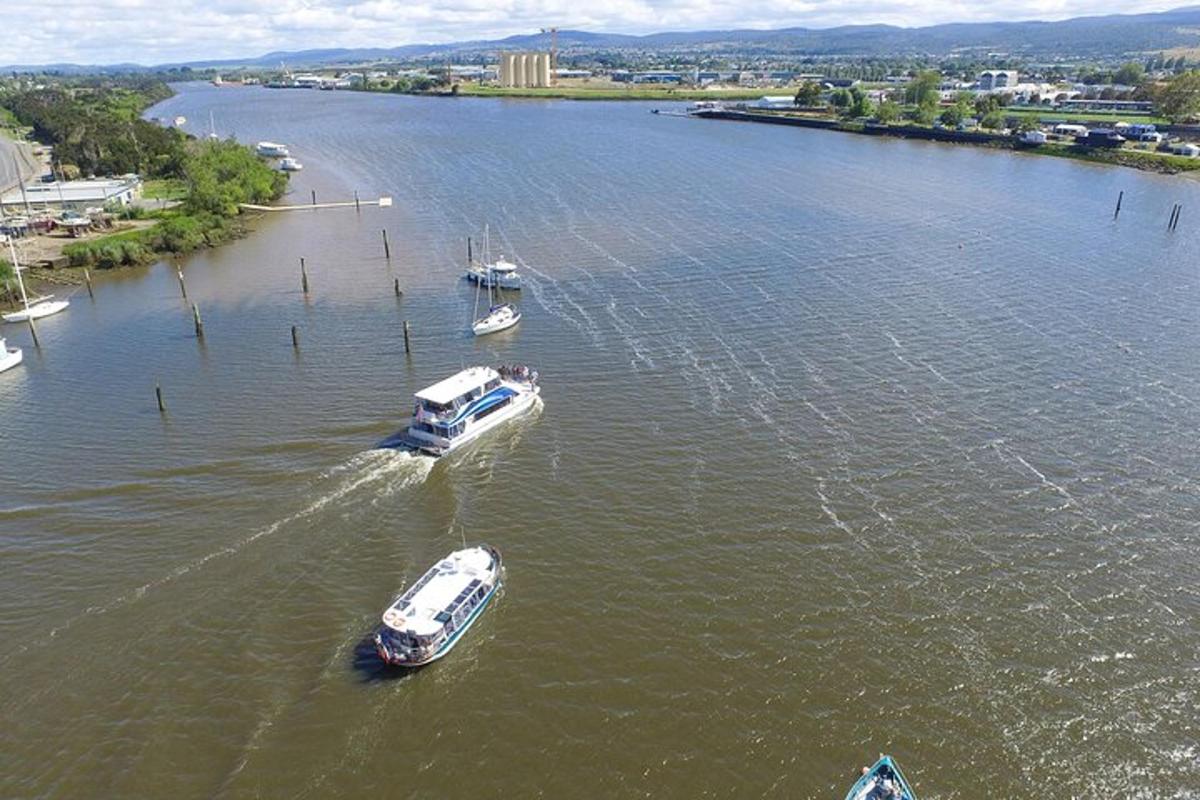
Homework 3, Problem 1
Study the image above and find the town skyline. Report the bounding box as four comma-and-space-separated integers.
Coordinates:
2, 0, 1188, 67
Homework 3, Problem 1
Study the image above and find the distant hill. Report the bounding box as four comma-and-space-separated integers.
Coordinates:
6, 6, 1200, 71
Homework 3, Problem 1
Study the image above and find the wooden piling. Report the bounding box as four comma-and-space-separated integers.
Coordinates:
311, 189, 317, 206
403, 320, 411, 354
1173, 205, 1182, 231
156, 382, 166, 413
1113, 191, 1123, 220
354, 191, 360, 212
300, 257, 309, 294
177, 268, 187, 299
192, 303, 204, 338
382, 229, 391, 260
394, 277, 401, 297
467, 236, 472, 263
84, 268, 94, 299
291, 325, 299, 348
1168, 203, 1180, 231
27, 318, 39, 349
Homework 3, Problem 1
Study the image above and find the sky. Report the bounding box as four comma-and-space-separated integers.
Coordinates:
0, 0, 1187, 66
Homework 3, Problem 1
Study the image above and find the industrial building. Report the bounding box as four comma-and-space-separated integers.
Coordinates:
0, 176, 142, 214
499, 52, 552, 88
977, 70, 1020, 91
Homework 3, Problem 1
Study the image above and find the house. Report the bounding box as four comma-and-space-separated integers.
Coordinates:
1020, 130, 1048, 144
1053, 123, 1089, 137
0, 176, 142, 213
1171, 143, 1200, 157
752, 95, 796, 110
1082, 129, 1126, 148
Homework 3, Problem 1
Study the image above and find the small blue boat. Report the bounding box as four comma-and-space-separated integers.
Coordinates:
844, 755, 917, 800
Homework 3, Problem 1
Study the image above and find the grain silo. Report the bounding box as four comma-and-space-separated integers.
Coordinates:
536, 53, 551, 87
523, 53, 538, 88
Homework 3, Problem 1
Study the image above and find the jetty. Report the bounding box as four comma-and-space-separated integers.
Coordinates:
240, 196, 392, 212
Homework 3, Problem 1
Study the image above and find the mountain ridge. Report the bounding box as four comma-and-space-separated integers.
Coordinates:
5, 6, 1200, 72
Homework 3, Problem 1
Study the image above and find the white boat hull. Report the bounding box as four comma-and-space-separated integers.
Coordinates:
0, 347, 22, 373
3, 299, 69, 323
465, 269, 521, 290
398, 384, 540, 457
473, 306, 521, 336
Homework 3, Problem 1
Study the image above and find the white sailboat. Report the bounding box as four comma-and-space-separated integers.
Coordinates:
2, 238, 69, 324
0, 335, 22, 373
471, 227, 520, 336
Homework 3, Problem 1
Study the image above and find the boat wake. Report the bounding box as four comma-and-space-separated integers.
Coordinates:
3, 450, 434, 667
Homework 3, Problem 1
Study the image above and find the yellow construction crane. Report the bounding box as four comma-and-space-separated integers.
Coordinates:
541, 27, 558, 86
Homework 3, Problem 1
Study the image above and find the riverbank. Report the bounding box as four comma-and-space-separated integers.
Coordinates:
694, 109, 1200, 175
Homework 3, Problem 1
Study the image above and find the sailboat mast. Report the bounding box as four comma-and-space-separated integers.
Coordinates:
7, 237, 29, 311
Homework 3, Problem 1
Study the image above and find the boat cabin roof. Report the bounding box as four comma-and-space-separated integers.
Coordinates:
414, 366, 500, 405
382, 547, 494, 637
487, 258, 517, 273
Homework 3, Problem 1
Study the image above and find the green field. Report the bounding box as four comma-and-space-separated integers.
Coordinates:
142, 178, 188, 201
1001, 107, 1167, 125
452, 84, 770, 101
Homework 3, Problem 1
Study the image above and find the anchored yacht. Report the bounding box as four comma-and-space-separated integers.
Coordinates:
255, 141, 289, 157
384, 365, 540, 457
374, 544, 502, 667
465, 256, 521, 290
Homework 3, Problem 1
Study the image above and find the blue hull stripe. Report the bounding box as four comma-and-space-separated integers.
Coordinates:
444, 387, 517, 427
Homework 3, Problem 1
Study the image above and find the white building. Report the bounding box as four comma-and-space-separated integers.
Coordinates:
1, 176, 142, 213
752, 95, 796, 110
977, 70, 1019, 91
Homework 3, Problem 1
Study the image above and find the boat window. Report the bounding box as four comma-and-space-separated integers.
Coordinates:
473, 398, 512, 421
434, 611, 452, 623
484, 378, 500, 391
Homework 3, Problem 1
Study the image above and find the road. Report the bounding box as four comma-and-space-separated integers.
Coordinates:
0, 135, 40, 197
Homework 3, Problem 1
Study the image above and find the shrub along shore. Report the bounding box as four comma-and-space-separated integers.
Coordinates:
0, 78, 287, 271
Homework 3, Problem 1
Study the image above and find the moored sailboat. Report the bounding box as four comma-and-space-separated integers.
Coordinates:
2, 237, 69, 324
0, 336, 22, 373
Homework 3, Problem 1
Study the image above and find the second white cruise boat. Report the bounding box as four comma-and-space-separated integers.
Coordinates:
385, 365, 540, 457
374, 544, 502, 667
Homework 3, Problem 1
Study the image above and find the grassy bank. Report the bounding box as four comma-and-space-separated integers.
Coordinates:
1000, 107, 1168, 126
1028, 143, 1200, 173
63, 139, 287, 268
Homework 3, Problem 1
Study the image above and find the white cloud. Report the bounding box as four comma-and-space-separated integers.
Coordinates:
0, 0, 1184, 66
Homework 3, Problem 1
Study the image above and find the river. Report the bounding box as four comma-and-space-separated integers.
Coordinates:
1, 82, 1197, 798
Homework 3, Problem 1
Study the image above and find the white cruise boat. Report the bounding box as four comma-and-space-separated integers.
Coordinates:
255, 141, 290, 157
0, 336, 22, 373
278, 157, 303, 171
375, 544, 502, 667
386, 365, 540, 457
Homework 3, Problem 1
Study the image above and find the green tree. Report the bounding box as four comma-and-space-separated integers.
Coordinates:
904, 70, 941, 107
980, 111, 1004, 129
875, 100, 901, 123
846, 89, 873, 119
828, 88, 852, 108
974, 93, 1001, 116
1156, 70, 1200, 122
1113, 62, 1145, 86
794, 81, 823, 107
